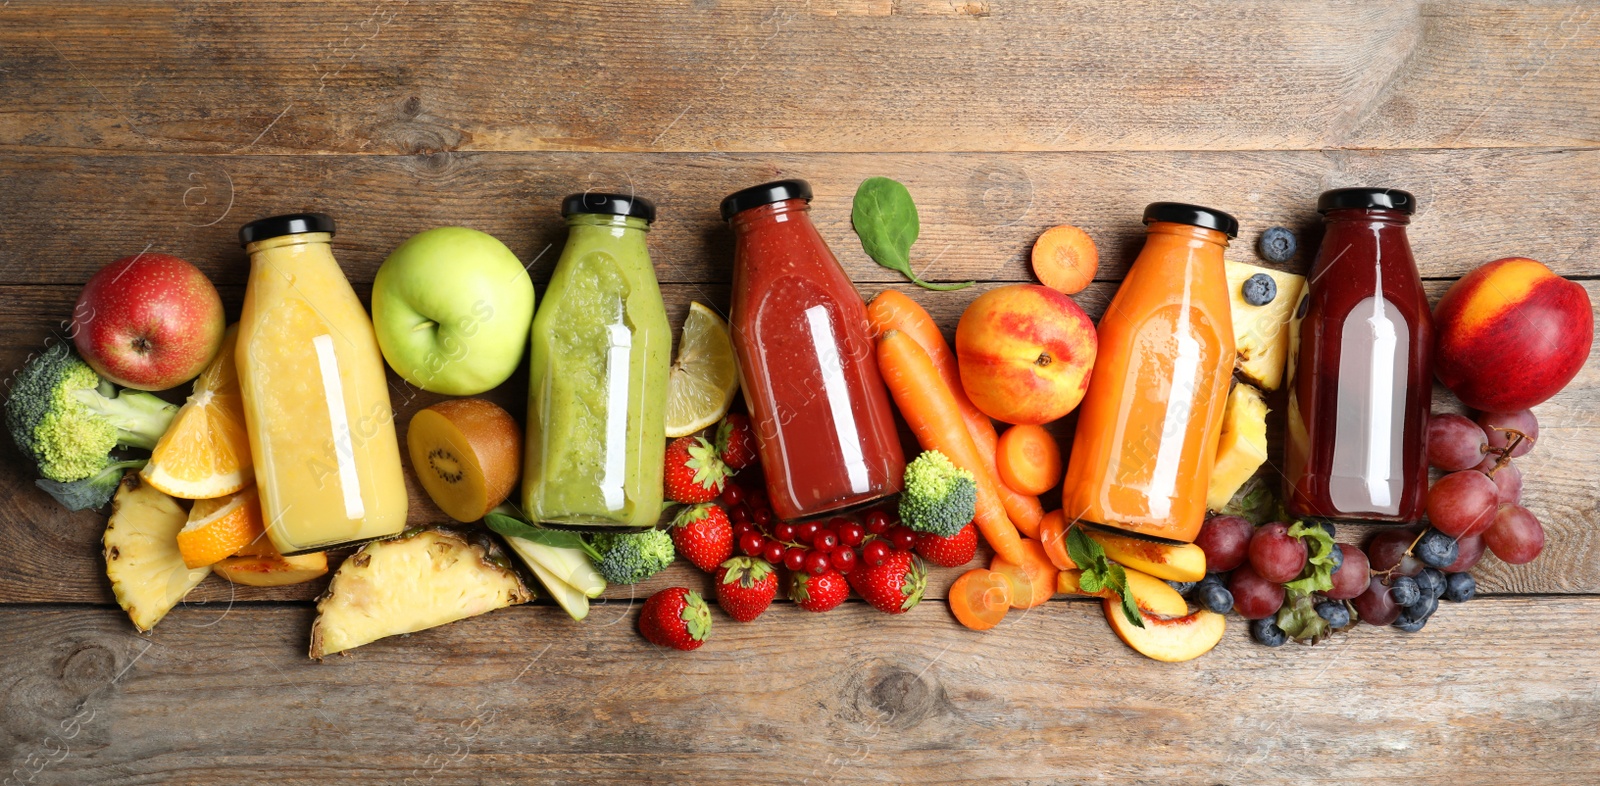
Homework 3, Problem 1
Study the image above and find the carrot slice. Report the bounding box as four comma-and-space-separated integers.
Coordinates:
867, 290, 1045, 537
1037, 510, 1076, 570
949, 569, 1012, 631
1031, 224, 1099, 295
988, 538, 1060, 609
877, 330, 1026, 565
995, 424, 1062, 495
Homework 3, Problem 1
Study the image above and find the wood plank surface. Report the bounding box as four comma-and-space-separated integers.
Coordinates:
2, 149, 1599, 288
2, 599, 1598, 785
3, 280, 1596, 604
2, 1, 1598, 155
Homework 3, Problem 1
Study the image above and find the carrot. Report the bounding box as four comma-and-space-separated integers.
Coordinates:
995, 424, 1063, 496
949, 569, 1012, 631
876, 329, 1026, 565
1037, 510, 1076, 570
989, 539, 1059, 609
1031, 224, 1099, 295
867, 291, 1045, 537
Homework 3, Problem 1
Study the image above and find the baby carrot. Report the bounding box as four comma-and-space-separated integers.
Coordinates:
876, 329, 1026, 565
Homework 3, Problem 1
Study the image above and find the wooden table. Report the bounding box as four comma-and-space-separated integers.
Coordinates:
3, 3, 1598, 784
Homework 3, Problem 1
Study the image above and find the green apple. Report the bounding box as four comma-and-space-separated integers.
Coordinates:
372, 227, 536, 395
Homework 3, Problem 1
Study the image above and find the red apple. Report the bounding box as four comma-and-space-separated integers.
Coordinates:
954, 284, 1097, 425
71, 253, 225, 391
1433, 257, 1592, 411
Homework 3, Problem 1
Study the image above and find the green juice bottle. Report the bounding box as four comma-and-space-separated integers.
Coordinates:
522, 193, 670, 528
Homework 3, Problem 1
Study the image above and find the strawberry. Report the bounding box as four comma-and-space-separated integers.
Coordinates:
789, 569, 849, 613
714, 557, 777, 622
639, 587, 712, 651
663, 436, 730, 503
715, 414, 758, 470
913, 522, 978, 568
671, 503, 733, 572
847, 551, 927, 614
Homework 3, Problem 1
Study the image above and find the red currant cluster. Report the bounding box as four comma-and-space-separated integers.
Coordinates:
722, 483, 916, 577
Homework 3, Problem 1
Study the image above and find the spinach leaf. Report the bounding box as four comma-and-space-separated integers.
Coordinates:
851, 177, 973, 291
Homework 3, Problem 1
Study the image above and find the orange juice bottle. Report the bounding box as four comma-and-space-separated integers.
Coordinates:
1061, 203, 1237, 543
236, 214, 409, 554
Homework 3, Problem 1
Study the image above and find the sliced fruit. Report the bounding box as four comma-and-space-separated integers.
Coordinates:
1205, 382, 1270, 511
176, 486, 265, 569
664, 302, 740, 438
142, 323, 253, 499
989, 538, 1059, 609
1084, 528, 1206, 583
949, 569, 1012, 631
310, 528, 533, 658
103, 472, 211, 632
405, 398, 521, 523
518, 549, 590, 622
1223, 260, 1304, 391
213, 551, 329, 587
1104, 600, 1226, 663
499, 531, 606, 622
1057, 566, 1188, 617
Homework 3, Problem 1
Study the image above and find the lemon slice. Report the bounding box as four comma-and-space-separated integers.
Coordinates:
664, 302, 740, 438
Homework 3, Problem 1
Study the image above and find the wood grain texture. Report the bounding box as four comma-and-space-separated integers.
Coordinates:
2, 280, 1595, 603
2, 1, 1598, 155
2, 600, 1599, 785
3, 149, 1600, 288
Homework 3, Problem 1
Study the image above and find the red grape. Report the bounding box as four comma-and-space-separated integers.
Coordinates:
862, 539, 890, 566
1490, 462, 1522, 505
783, 547, 807, 572
1227, 564, 1285, 619
1444, 533, 1486, 573
1484, 504, 1544, 564
830, 546, 857, 573
1427, 413, 1488, 471
1352, 576, 1401, 626
1325, 544, 1370, 600
1195, 515, 1252, 573
1477, 410, 1538, 458
1366, 527, 1422, 577
1248, 521, 1307, 583
1426, 470, 1499, 538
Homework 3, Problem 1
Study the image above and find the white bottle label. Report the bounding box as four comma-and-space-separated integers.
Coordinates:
1329, 296, 1409, 516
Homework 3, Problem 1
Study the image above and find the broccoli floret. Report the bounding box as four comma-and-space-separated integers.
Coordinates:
585, 528, 675, 585
899, 450, 977, 537
36, 458, 146, 511
5, 343, 177, 482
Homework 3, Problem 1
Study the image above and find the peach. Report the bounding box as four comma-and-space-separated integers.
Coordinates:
1057, 566, 1188, 617
1104, 601, 1226, 663
955, 284, 1097, 425
1084, 528, 1206, 583
213, 551, 329, 587
1434, 257, 1592, 411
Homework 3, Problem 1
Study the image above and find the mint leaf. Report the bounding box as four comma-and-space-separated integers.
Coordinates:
1064, 525, 1097, 571
1078, 570, 1104, 594
485, 513, 593, 553
1066, 527, 1143, 628
1106, 563, 1145, 628
1284, 521, 1337, 594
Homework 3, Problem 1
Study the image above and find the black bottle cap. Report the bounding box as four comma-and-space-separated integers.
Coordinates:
1142, 202, 1239, 238
720, 179, 813, 221
561, 192, 655, 224
1317, 187, 1416, 215
239, 213, 336, 246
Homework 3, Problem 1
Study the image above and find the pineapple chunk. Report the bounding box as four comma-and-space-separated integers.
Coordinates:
1206, 383, 1270, 511
310, 528, 532, 658
103, 473, 211, 632
1224, 260, 1305, 391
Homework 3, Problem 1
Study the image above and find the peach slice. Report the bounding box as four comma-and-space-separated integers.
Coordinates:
1084, 528, 1206, 583
213, 552, 329, 587
1103, 600, 1226, 663
1057, 566, 1188, 617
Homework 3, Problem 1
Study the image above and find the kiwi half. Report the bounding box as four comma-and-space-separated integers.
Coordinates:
405, 399, 522, 522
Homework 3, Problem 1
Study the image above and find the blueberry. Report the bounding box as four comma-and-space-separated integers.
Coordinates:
1250, 617, 1288, 647
1389, 575, 1421, 607
1326, 542, 1344, 574
1258, 227, 1297, 264
1318, 521, 1336, 539
1415, 567, 1447, 600
1167, 580, 1199, 597
1315, 600, 1351, 628
1444, 572, 1476, 603
1241, 273, 1278, 306
1415, 529, 1459, 569
1393, 613, 1429, 633
1394, 595, 1437, 633
1197, 574, 1234, 614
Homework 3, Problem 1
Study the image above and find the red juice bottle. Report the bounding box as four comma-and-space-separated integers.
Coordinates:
722, 180, 906, 521
1285, 188, 1433, 522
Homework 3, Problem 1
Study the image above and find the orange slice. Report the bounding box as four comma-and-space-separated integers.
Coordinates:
143, 324, 253, 499
177, 486, 265, 569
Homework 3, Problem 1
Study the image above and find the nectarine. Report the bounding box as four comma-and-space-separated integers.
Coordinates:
955, 284, 1096, 425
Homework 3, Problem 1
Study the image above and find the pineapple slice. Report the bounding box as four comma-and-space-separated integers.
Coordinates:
1206, 383, 1270, 511
1224, 260, 1305, 391
103, 473, 211, 632
310, 528, 532, 658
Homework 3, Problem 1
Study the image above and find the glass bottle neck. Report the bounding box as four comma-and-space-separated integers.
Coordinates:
1140, 221, 1230, 257
1322, 207, 1412, 227
565, 214, 650, 233
729, 199, 812, 234
245, 232, 336, 270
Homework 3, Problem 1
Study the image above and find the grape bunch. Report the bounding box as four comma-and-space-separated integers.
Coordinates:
1425, 409, 1544, 564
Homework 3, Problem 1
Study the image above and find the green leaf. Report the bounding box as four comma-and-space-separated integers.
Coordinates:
1105, 563, 1145, 628
1064, 525, 1097, 571
1220, 474, 1280, 525
485, 513, 591, 553
1078, 570, 1104, 593
1283, 520, 1337, 594
1065, 527, 1142, 627
851, 177, 973, 291
1275, 586, 1330, 643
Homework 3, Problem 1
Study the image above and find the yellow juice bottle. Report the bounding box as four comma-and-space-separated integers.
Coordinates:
235, 213, 409, 554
